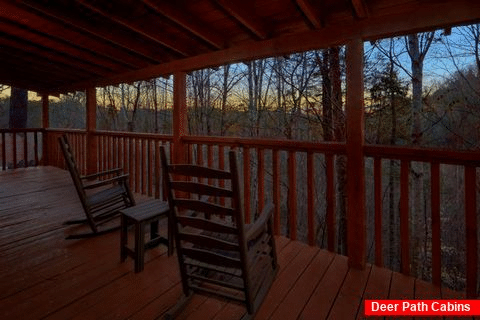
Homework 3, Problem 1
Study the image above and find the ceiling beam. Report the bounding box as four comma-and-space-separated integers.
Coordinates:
351, 0, 369, 18
0, 76, 53, 93
0, 19, 124, 72
0, 55, 84, 88
0, 50, 95, 81
0, 34, 110, 77
294, 0, 323, 29
19, 0, 167, 64
76, 0, 191, 57
0, 2, 148, 69
62, 0, 480, 91
142, 0, 225, 50
214, 0, 268, 39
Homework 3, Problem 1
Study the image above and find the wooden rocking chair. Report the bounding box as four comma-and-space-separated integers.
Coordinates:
59, 134, 135, 239
160, 146, 278, 319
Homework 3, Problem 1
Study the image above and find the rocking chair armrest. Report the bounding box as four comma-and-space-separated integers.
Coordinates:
83, 174, 130, 190
81, 168, 123, 180
245, 202, 274, 241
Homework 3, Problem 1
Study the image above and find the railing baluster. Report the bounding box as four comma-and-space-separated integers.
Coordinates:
112, 136, 117, 170
465, 165, 477, 298
272, 149, 280, 235
142, 138, 147, 194
2, 132, 6, 170
23, 132, 28, 167
400, 160, 410, 276
78, 134, 81, 170
103, 135, 107, 172
288, 151, 297, 240
197, 144, 204, 184
13, 132, 17, 169
97, 135, 102, 174
108, 135, 112, 171
326, 154, 335, 252
81, 134, 85, 174
104, 135, 109, 172
258, 148, 265, 215
123, 137, 128, 182
307, 151, 315, 246
155, 139, 161, 200
34, 131, 39, 166
374, 157, 383, 267
219, 145, 225, 206
148, 139, 153, 197
82, 133, 86, 175
208, 144, 214, 185
104, 135, 108, 172
243, 146, 251, 224
49, 133, 55, 168
117, 137, 122, 170
129, 138, 134, 190
135, 139, 141, 193
431, 162, 441, 286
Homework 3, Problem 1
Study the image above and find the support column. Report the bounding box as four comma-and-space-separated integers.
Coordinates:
173, 72, 187, 163
86, 87, 97, 175
345, 38, 366, 269
41, 94, 49, 166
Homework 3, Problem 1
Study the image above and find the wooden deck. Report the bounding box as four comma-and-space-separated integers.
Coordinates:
0, 167, 465, 320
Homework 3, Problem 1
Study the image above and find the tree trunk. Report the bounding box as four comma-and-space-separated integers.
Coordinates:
220, 65, 230, 136
247, 61, 256, 136
9, 87, 28, 129
407, 33, 433, 277
329, 47, 348, 255
321, 49, 333, 141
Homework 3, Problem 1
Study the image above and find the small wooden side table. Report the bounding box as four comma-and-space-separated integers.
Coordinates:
120, 199, 173, 273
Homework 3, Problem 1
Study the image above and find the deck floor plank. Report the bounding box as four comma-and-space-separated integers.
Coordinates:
255, 242, 318, 320
299, 254, 350, 320
357, 265, 392, 319
268, 248, 334, 320
327, 264, 372, 319
0, 167, 467, 320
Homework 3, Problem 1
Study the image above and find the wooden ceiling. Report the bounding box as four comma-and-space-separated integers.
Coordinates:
1, 0, 479, 94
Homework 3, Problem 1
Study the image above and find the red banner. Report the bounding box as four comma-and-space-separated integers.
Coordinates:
365, 300, 480, 316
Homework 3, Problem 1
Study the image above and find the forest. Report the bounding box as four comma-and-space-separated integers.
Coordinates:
1, 24, 479, 292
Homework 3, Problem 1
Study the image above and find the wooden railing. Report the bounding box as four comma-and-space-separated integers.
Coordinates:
2, 128, 479, 296
94, 131, 172, 198
46, 129, 173, 199
0, 128, 44, 170
181, 136, 346, 250
46, 129, 87, 174
365, 145, 480, 297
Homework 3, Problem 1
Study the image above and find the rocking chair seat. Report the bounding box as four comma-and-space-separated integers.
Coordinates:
58, 134, 135, 238
87, 184, 130, 208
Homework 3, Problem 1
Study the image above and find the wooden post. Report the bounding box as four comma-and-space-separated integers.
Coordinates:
86, 87, 97, 175
345, 38, 366, 269
465, 165, 477, 298
41, 94, 49, 166
173, 72, 187, 164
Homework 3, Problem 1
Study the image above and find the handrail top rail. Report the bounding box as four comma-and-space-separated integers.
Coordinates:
2, 128, 479, 166
44, 128, 174, 140
94, 130, 173, 140
365, 144, 480, 166
181, 135, 347, 153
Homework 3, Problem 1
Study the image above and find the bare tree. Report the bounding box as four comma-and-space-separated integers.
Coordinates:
406, 32, 435, 278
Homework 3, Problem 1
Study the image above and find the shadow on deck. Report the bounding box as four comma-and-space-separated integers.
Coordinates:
0, 167, 464, 320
